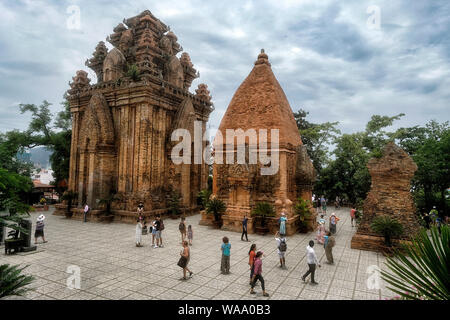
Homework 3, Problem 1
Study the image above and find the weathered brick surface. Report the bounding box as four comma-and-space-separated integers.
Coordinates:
204, 50, 316, 235
352, 142, 421, 251
56, 10, 213, 222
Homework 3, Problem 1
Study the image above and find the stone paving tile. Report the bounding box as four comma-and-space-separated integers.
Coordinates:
1, 207, 392, 300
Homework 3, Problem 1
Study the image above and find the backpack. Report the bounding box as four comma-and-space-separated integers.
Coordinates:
160, 220, 165, 231
279, 239, 287, 252
179, 222, 185, 231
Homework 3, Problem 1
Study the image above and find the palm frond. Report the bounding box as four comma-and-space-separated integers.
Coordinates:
380, 225, 449, 300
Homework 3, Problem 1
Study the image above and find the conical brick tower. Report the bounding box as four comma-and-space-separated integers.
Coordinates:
200, 50, 316, 235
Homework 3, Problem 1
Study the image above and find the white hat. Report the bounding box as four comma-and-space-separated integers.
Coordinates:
37, 214, 45, 222
331, 212, 335, 216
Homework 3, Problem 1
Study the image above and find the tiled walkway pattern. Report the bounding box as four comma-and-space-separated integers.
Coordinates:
1, 207, 398, 300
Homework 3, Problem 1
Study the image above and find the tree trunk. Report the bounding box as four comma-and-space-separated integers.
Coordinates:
384, 234, 392, 247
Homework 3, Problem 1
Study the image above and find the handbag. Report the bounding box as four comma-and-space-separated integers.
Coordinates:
178, 256, 187, 268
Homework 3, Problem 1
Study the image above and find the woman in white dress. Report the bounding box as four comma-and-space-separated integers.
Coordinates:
135, 218, 143, 247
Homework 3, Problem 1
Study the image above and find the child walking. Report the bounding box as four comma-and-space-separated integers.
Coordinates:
187, 225, 193, 246
221, 236, 231, 274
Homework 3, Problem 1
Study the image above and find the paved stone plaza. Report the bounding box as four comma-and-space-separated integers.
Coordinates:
1, 207, 398, 300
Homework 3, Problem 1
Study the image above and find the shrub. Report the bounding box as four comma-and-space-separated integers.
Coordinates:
197, 189, 212, 210
127, 64, 140, 81
251, 202, 275, 227
167, 192, 182, 216
206, 198, 226, 222
370, 215, 404, 247
294, 198, 312, 231
0, 264, 35, 298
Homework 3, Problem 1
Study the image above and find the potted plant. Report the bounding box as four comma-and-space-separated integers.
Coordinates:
61, 190, 78, 218
371, 215, 404, 248
98, 193, 117, 222
197, 189, 212, 210
167, 192, 182, 219
251, 202, 275, 235
294, 198, 312, 233
205, 198, 226, 228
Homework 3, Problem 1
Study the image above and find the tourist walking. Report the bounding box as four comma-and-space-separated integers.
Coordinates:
187, 225, 193, 246
34, 214, 47, 244
153, 215, 164, 248
135, 218, 143, 247
83, 203, 89, 223
324, 231, 335, 264
335, 196, 340, 209
159, 216, 165, 247
350, 207, 357, 227
429, 206, 438, 226
178, 240, 193, 280
321, 196, 327, 214
250, 251, 269, 296
275, 231, 287, 269
221, 236, 231, 274
179, 217, 186, 243
302, 240, 321, 285
151, 219, 157, 247
316, 197, 321, 214
137, 202, 144, 219
279, 211, 287, 237
241, 214, 249, 241
329, 212, 340, 234
316, 220, 326, 244
248, 244, 257, 285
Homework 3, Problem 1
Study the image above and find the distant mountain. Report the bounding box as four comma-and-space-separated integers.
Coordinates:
29, 147, 52, 169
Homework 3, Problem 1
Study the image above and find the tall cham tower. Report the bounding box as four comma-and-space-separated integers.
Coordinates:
57, 10, 213, 222
201, 50, 316, 235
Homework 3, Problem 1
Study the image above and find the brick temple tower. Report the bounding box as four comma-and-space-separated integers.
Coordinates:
57, 11, 214, 222
200, 50, 316, 235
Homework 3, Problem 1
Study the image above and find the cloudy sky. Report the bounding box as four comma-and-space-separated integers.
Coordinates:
0, 0, 449, 137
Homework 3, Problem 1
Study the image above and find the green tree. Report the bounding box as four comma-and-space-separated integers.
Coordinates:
293, 109, 340, 172
16, 99, 72, 195
395, 120, 449, 213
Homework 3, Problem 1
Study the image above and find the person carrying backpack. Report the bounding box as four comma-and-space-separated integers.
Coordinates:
275, 231, 287, 269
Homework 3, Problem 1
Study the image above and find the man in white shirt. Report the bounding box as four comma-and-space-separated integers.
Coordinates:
301, 240, 321, 285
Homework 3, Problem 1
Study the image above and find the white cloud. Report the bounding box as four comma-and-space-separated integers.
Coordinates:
0, 0, 449, 135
